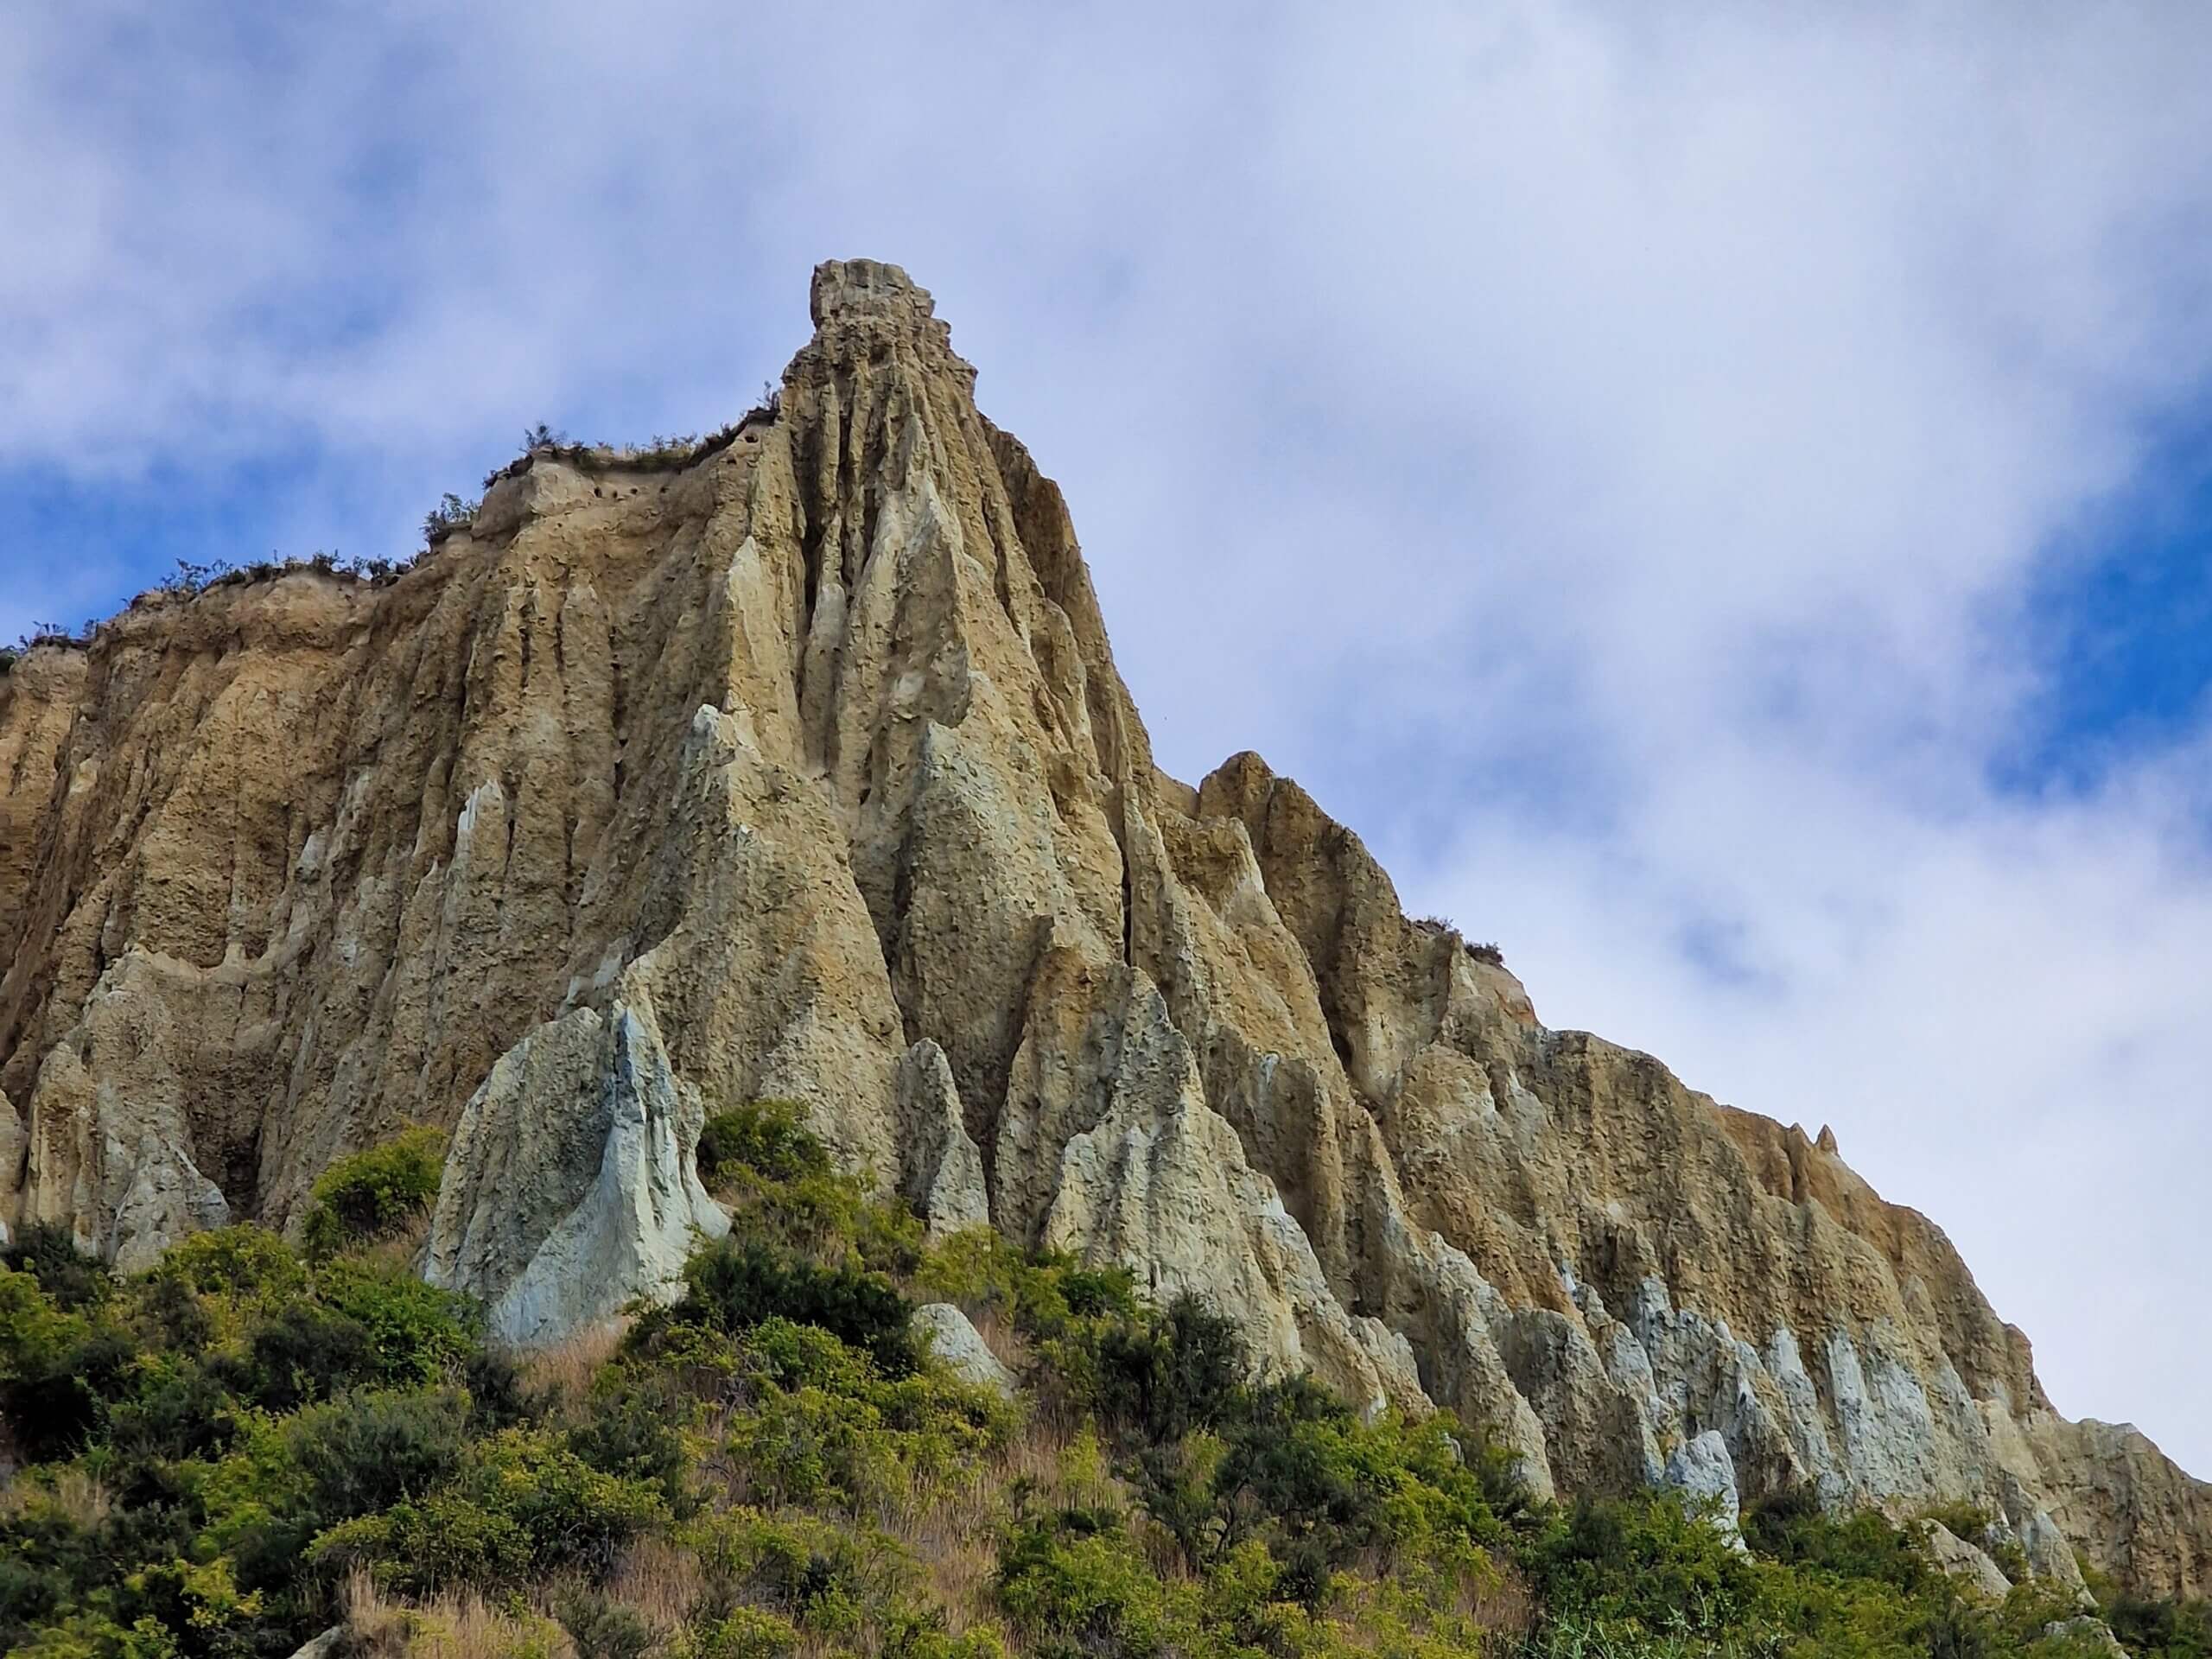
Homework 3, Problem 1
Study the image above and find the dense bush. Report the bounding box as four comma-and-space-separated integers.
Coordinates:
2107, 1592, 2212, 1658
699, 1103, 925, 1280
1089, 1293, 1245, 1444
1747, 1485, 1937, 1597
568, 1364, 695, 1508
1521, 1493, 1761, 1637
918, 1229, 1140, 1344
648, 1236, 918, 1376
718, 1316, 1011, 1510
0, 1224, 499, 1656
310, 1428, 668, 1592
697, 1099, 832, 1187
3, 1224, 114, 1312
997, 1512, 1181, 1658
299, 1127, 447, 1256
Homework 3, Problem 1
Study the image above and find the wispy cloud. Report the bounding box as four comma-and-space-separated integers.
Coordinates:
3, 0, 2210, 1471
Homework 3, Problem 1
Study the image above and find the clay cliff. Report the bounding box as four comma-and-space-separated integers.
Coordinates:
1, 259, 2204, 1599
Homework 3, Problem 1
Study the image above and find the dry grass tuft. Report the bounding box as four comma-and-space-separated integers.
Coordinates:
601, 1535, 708, 1632
875, 1408, 1136, 1634
1452, 1557, 1537, 1640
0, 1469, 111, 1528
359, 1209, 437, 1275
522, 1323, 628, 1421
963, 1305, 1028, 1374
886, 1501, 1001, 1633
346, 1570, 576, 1659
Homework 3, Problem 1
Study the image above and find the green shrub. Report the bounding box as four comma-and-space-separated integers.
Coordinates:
1520, 1493, 1759, 1638
0, 1271, 138, 1460
1089, 1293, 1244, 1444
3, 1224, 113, 1312
718, 1319, 1008, 1510
102, 1357, 238, 1461
2107, 1592, 2212, 1657
309, 1428, 666, 1592
423, 493, 479, 543
697, 1100, 831, 1187
315, 1260, 479, 1387
9, 1608, 187, 1659
149, 1227, 308, 1320
918, 1232, 1138, 1340
679, 1506, 928, 1648
673, 1605, 799, 1659
653, 1236, 916, 1376
1919, 1501, 1994, 1542
569, 1365, 695, 1508
1745, 1486, 1936, 1597
224, 1301, 377, 1411
300, 1128, 446, 1256
461, 1344, 532, 1433
287, 1387, 471, 1521
557, 1588, 660, 1659
212, 1262, 474, 1413
997, 1514, 1182, 1659
721, 1167, 925, 1279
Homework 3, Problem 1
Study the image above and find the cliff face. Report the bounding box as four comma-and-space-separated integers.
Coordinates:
2, 260, 2204, 1597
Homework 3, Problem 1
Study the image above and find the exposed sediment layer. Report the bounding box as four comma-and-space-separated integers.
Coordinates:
2, 259, 2204, 1597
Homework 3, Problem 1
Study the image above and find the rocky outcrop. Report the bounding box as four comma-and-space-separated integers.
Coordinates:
1, 258, 2204, 1596
1663, 1430, 1748, 1552
423, 996, 728, 1343
1923, 1522, 2016, 1602
913, 1302, 1017, 1398
894, 1040, 989, 1239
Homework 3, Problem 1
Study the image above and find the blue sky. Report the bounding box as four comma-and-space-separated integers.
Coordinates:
4, 1, 2211, 1474
2009, 413, 2212, 791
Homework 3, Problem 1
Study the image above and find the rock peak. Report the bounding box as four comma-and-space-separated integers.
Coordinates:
809, 257, 933, 326
800, 257, 967, 387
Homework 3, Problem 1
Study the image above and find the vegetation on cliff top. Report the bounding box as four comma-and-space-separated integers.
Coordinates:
0, 1115, 2202, 1659
0, 394, 792, 678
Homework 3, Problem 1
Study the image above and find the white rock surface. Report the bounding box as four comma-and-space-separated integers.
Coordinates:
913, 1302, 1018, 1397
284, 1626, 350, 1659
426, 999, 727, 1343
1664, 1430, 1748, 1552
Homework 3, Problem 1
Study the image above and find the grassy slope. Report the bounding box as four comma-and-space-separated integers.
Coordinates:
0, 1104, 2203, 1659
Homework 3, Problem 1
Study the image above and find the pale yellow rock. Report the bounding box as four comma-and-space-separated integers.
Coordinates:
0, 259, 2203, 1597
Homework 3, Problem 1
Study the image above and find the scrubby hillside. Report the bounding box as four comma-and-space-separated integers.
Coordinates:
5, 1114, 2201, 1659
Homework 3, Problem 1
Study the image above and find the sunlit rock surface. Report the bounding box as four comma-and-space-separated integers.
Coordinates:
2, 259, 2205, 1596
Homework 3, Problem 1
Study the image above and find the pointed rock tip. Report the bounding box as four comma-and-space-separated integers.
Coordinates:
1194, 749, 1279, 822
810, 257, 934, 326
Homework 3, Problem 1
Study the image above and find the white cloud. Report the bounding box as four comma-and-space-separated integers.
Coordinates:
3, 0, 2210, 1470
